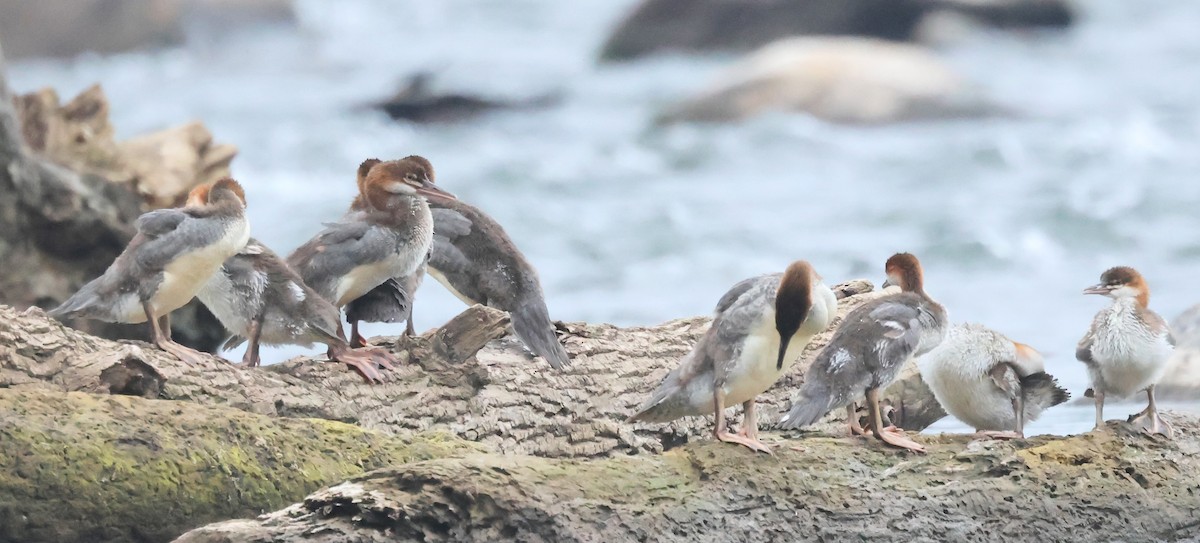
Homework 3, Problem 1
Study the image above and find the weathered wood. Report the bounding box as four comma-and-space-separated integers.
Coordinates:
0, 279, 943, 459
175, 417, 1200, 543
0, 44, 229, 350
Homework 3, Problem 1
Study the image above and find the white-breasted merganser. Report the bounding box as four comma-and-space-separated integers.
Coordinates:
287, 156, 454, 353
919, 323, 1069, 438
343, 158, 427, 345
1076, 266, 1174, 436
780, 252, 947, 453
628, 260, 838, 454
49, 178, 250, 365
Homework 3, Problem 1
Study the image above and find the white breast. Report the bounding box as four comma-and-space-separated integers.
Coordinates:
147, 218, 250, 319
918, 325, 1018, 431
1089, 303, 1173, 398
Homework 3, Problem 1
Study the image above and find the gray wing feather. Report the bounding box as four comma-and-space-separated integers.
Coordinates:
431, 207, 473, 238
134, 209, 188, 238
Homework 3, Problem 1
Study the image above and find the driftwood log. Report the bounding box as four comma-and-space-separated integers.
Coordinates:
175, 422, 1200, 543
1, 278, 942, 460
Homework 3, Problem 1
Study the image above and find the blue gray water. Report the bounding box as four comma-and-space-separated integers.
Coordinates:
9, 0, 1200, 434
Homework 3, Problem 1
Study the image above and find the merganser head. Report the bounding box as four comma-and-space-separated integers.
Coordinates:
185, 178, 247, 209
362, 155, 456, 210
1084, 266, 1149, 307
882, 252, 924, 293
774, 260, 816, 370
350, 158, 383, 211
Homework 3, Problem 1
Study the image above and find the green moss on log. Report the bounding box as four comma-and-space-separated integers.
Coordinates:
0, 389, 480, 543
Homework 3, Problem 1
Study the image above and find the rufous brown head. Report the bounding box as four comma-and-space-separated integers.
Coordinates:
774, 260, 817, 370
882, 253, 924, 293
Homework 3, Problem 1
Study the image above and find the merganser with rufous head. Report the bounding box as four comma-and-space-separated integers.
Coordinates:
628, 260, 838, 454
779, 252, 947, 453
343, 158, 427, 345
1077, 266, 1174, 437
188, 185, 397, 383
287, 156, 454, 362
919, 323, 1069, 439
49, 178, 250, 365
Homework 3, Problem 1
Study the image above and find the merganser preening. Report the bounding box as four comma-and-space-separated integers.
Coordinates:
628, 261, 838, 454
1076, 266, 1174, 436
425, 197, 571, 370
49, 178, 250, 365
343, 158, 427, 344
919, 323, 1069, 439
287, 156, 454, 356
779, 253, 946, 453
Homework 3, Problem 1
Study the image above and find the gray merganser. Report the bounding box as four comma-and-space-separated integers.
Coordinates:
425, 197, 570, 370
919, 323, 1069, 439
49, 178, 250, 365
628, 260, 838, 454
779, 252, 947, 453
1076, 266, 1174, 436
343, 158, 426, 345
191, 179, 394, 382
287, 156, 454, 355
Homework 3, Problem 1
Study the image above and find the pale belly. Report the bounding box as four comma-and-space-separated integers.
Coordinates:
335, 258, 413, 307
723, 329, 810, 406
122, 220, 249, 322
428, 267, 477, 306
1092, 337, 1171, 398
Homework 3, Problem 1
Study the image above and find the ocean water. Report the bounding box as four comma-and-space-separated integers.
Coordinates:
8, 0, 1200, 434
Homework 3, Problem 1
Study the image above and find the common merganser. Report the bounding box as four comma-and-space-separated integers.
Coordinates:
49, 178, 250, 365
192, 180, 395, 382
287, 156, 454, 356
426, 197, 570, 370
780, 252, 947, 453
343, 158, 426, 344
1076, 266, 1174, 436
628, 260, 838, 454
919, 323, 1069, 438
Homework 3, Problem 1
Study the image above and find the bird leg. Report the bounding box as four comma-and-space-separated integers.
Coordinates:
734, 399, 773, 454
405, 306, 416, 337
327, 342, 387, 384
238, 319, 263, 368
976, 396, 1025, 440
349, 319, 371, 348
712, 389, 771, 454
1128, 385, 1173, 438
866, 387, 925, 453
144, 302, 207, 365
847, 403, 868, 436
1093, 390, 1106, 431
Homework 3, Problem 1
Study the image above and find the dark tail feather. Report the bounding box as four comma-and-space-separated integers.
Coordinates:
510, 297, 570, 370
47, 286, 101, 320
1020, 372, 1071, 422
778, 379, 840, 430
222, 335, 247, 351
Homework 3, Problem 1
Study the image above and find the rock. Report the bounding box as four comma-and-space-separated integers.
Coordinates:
0, 0, 295, 60
599, 0, 1075, 62
0, 387, 480, 543
0, 48, 228, 350
117, 121, 237, 207
370, 72, 560, 124
177, 417, 1200, 542
656, 37, 1002, 125
0, 278, 943, 459
1160, 305, 1200, 402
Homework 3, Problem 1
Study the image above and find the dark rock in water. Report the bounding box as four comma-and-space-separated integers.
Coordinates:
370, 72, 560, 124
599, 0, 1075, 62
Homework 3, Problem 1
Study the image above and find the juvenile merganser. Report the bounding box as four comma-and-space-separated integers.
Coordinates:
343, 158, 426, 344
628, 260, 838, 453
1076, 266, 1174, 436
49, 178, 250, 365
425, 197, 570, 370
919, 323, 1069, 438
779, 253, 947, 453
287, 156, 454, 353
